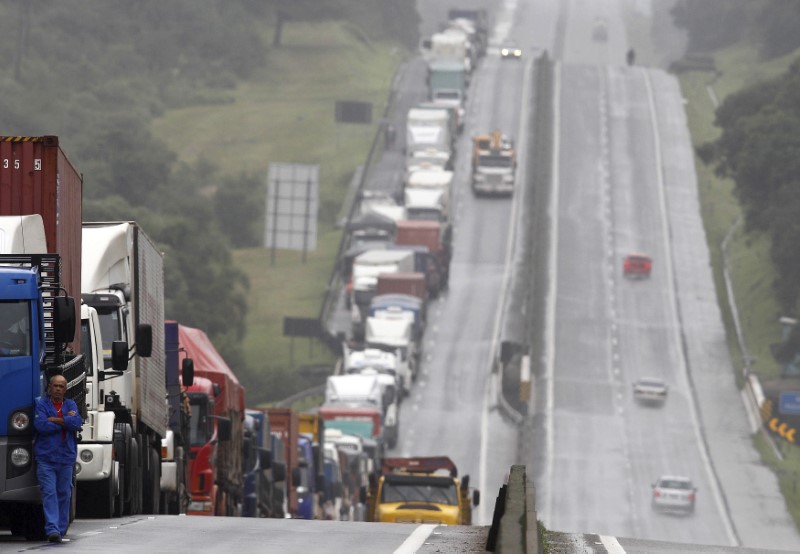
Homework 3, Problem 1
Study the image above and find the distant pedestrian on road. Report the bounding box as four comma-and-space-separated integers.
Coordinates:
627, 48, 636, 66
34, 374, 82, 543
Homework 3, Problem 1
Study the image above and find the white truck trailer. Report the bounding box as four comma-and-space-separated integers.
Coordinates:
81, 221, 167, 516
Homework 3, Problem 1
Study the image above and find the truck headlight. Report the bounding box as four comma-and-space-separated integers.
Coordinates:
80, 449, 94, 463
11, 411, 29, 431
10, 447, 30, 467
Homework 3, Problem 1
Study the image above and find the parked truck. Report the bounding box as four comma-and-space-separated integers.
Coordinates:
179, 324, 245, 516
405, 107, 453, 163
366, 456, 479, 525
395, 220, 452, 289
447, 8, 489, 58
242, 409, 277, 518
182, 374, 227, 516
0, 135, 85, 539
159, 320, 194, 515
351, 249, 416, 340
267, 407, 300, 518
81, 221, 167, 515
74, 301, 128, 519
427, 61, 467, 106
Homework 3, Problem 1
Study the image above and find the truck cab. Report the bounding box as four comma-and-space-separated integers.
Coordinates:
367, 457, 479, 525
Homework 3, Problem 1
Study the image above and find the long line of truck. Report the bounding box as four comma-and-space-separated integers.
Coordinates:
0, 137, 382, 537
0, 9, 489, 531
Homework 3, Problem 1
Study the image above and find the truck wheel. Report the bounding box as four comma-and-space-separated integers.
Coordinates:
142, 446, 161, 514
124, 436, 141, 515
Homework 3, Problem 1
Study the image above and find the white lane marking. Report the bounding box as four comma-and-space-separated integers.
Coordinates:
393, 524, 438, 554
543, 61, 562, 523
599, 535, 626, 554
644, 70, 738, 546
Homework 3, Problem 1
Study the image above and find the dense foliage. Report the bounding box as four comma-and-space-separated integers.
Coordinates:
672, 0, 800, 58
0, 0, 417, 371
698, 59, 800, 312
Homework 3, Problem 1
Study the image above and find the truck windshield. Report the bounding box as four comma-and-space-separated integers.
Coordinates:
0, 300, 31, 357
407, 208, 443, 222
478, 154, 513, 168
95, 307, 122, 366
188, 395, 213, 446
325, 419, 375, 438
382, 476, 458, 505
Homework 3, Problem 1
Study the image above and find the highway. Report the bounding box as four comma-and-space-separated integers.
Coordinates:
5, 1, 800, 552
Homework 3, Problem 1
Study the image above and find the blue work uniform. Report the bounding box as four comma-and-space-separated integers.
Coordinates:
33, 395, 82, 538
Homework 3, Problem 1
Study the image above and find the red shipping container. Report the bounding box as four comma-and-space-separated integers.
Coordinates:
0, 135, 83, 351
376, 272, 427, 301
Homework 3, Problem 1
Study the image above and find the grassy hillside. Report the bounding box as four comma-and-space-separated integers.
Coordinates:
152, 20, 406, 402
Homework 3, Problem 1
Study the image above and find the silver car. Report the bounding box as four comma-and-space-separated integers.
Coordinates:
651, 476, 696, 513
632, 377, 668, 404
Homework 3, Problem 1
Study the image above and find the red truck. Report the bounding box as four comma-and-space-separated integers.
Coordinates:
267, 408, 300, 518
179, 324, 245, 516
395, 220, 451, 289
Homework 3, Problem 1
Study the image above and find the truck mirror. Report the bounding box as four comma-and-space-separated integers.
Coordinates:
216, 416, 232, 442
53, 296, 76, 343
213, 383, 221, 397
136, 324, 153, 357
258, 447, 272, 469
181, 358, 194, 387
461, 475, 470, 490
359, 485, 367, 504
111, 341, 128, 372
473, 489, 480, 507
291, 466, 302, 485
273, 461, 286, 482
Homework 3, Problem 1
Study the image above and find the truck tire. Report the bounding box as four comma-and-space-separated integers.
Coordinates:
124, 436, 142, 515
142, 445, 161, 514
114, 423, 132, 516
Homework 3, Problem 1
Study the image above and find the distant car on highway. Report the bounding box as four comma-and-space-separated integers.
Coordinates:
592, 18, 608, 42
500, 44, 522, 60
623, 253, 652, 278
651, 475, 696, 513
632, 377, 668, 405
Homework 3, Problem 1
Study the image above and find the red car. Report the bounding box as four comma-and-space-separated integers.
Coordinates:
623, 254, 652, 278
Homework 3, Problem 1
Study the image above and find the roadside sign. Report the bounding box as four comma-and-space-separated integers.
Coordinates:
779, 392, 800, 415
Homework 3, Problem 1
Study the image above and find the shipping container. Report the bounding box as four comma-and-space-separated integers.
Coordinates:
0, 135, 83, 351
376, 272, 427, 302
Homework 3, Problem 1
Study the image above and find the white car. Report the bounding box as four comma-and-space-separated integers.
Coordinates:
651, 476, 696, 513
632, 377, 668, 404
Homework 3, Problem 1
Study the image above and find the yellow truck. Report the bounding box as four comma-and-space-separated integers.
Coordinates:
366, 456, 479, 524
471, 130, 516, 196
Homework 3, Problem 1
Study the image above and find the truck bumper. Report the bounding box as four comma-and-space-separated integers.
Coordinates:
472, 182, 514, 196
75, 443, 114, 481
161, 461, 177, 491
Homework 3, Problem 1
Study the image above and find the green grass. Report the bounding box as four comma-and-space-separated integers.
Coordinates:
151, 20, 407, 402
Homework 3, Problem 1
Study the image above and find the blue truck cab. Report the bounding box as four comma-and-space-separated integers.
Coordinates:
0, 256, 79, 539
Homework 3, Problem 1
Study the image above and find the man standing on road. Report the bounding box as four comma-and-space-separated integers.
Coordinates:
33, 374, 82, 543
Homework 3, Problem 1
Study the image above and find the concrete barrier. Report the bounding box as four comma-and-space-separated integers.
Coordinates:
486, 465, 539, 554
